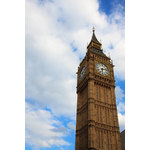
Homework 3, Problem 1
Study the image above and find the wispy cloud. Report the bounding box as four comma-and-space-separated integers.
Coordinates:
25, 102, 70, 149
115, 86, 125, 101
117, 102, 125, 113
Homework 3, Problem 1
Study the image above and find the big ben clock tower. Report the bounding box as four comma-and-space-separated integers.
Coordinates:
75, 29, 122, 150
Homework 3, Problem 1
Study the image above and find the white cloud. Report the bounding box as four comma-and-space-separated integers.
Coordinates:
117, 102, 125, 113
115, 86, 125, 101
26, 0, 79, 116
25, 102, 70, 149
118, 113, 125, 132
26, 0, 124, 115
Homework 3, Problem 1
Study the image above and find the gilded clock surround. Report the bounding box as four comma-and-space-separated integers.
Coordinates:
75, 29, 122, 150
96, 62, 109, 76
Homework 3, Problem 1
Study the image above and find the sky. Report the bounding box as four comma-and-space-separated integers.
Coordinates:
25, 0, 125, 150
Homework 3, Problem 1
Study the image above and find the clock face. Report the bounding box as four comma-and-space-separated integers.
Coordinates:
96, 63, 109, 76
79, 66, 86, 80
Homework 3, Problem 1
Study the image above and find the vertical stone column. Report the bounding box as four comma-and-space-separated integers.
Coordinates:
110, 86, 115, 127
110, 132, 112, 150
111, 133, 115, 150
110, 87, 114, 105
101, 107, 105, 124
88, 80, 96, 149
112, 87, 120, 130
103, 131, 107, 150
88, 80, 95, 121
100, 130, 102, 149
99, 106, 101, 123
108, 109, 110, 125
115, 132, 118, 150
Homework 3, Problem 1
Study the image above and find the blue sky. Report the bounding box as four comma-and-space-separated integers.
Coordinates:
25, 0, 125, 149
99, 0, 125, 15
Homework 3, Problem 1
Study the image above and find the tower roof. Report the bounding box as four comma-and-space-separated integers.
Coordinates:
91, 28, 102, 45
87, 28, 102, 50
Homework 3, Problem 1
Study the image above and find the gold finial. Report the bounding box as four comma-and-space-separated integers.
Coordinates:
92, 27, 95, 33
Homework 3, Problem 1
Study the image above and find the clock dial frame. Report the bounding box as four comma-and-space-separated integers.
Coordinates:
96, 63, 109, 76
79, 66, 86, 80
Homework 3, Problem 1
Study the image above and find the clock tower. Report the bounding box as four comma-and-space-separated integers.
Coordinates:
75, 29, 122, 150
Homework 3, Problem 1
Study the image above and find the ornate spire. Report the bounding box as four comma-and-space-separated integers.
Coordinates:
87, 28, 103, 51
91, 27, 101, 45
